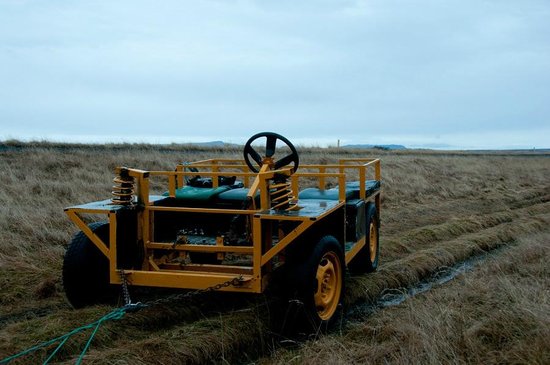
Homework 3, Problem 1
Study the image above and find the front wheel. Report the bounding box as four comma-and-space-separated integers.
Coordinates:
290, 236, 345, 332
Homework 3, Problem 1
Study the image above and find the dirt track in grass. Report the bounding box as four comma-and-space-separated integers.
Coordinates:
0, 142, 549, 364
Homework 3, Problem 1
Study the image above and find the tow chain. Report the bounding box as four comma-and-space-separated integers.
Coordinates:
0, 272, 244, 364
118, 270, 133, 306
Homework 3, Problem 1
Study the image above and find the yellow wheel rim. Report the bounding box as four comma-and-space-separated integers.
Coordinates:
314, 251, 342, 320
369, 218, 378, 264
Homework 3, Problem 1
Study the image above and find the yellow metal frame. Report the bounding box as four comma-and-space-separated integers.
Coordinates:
65, 158, 381, 294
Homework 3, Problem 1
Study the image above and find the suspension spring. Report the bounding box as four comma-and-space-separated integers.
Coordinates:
111, 172, 135, 205
270, 178, 296, 211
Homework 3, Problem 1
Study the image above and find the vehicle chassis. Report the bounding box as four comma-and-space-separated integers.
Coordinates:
65, 153, 381, 297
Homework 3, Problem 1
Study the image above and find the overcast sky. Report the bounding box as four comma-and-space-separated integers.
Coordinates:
1, 0, 549, 149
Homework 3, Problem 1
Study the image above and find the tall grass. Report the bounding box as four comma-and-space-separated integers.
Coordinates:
0, 143, 549, 363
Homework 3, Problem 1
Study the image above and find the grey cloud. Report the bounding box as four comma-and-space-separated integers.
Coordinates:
1, 0, 549, 148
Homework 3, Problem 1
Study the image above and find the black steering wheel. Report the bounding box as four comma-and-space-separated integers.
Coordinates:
243, 132, 299, 173
183, 165, 200, 184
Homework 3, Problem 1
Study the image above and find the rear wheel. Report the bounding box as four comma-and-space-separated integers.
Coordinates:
348, 203, 380, 274
62, 222, 118, 308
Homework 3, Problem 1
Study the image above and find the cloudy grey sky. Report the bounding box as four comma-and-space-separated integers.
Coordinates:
1, 0, 549, 149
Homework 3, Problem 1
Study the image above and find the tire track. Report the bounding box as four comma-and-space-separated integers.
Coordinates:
382, 185, 550, 235
346, 209, 550, 305
347, 245, 508, 320
0, 304, 66, 327
382, 198, 550, 261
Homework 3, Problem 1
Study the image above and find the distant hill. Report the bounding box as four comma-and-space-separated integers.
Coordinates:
191, 140, 226, 147
343, 144, 407, 150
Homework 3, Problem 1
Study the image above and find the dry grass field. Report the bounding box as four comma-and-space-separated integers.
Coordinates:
0, 141, 549, 364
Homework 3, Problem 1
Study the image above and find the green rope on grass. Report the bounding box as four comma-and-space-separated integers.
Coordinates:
0, 307, 128, 365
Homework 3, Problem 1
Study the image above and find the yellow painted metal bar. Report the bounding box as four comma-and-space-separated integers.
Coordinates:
146, 242, 254, 254
143, 205, 151, 246
150, 171, 256, 178
149, 171, 174, 176
339, 158, 378, 164
148, 257, 161, 271
176, 165, 184, 187
171, 167, 253, 172
300, 164, 352, 169
252, 216, 262, 291
247, 168, 262, 200
241, 165, 254, 188
125, 168, 149, 178
190, 158, 244, 165
210, 158, 246, 163
248, 164, 270, 210
360, 159, 380, 177
359, 166, 366, 200
168, 174, 176, 197
187, 159, 214, 165
242, 165, 250, 187
160, 263, 253, 275
65, 210, 110, 258
291, 175, 299, 198
336, 159, 381, 183
260, 220, 314, 266
339, 174, 346, 202
173, 159, 244, 166
119, 168, 151, 205
345, 236, 366, 264
139, 176, 150, 205
318, 166, 326, 189
338, 186, 345, 202
259, 167, 293, 178
66, 208, 113, 214
212, 164, 219, 188
293, 172, 344, 177
148, 206, 258, 215
114, 270, 257, 292
215, 236, 224, 261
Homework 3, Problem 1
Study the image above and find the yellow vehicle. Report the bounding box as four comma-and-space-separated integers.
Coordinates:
63, 132, 381, 329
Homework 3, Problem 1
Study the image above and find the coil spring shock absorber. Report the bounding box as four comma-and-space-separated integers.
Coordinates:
111, 169, 135, 205
270, 175, 297, 211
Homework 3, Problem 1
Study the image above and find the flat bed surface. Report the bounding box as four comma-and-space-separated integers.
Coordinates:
256, 199, 343, 220
66, 196, 166, 212
65, 199, 131, 212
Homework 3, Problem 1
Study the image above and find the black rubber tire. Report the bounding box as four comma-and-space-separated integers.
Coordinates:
287, 236, 345, 333
62, 222, 118, 308
348, 203, 380, 274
